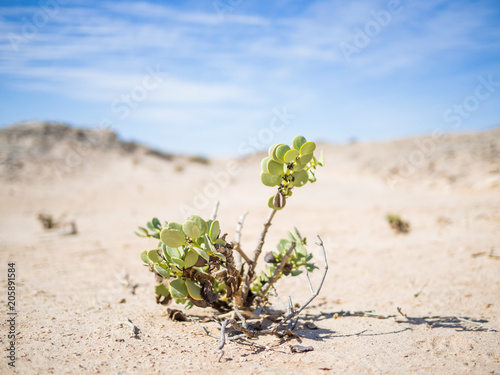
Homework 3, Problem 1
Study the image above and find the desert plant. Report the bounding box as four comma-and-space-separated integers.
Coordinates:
137, 135, 326, 326
386, 213, 410, 234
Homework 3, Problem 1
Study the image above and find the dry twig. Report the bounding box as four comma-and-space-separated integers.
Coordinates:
240, 208, 277, 306
233, 211, 251, 265
211, 200, 220, 221
215, 236, 328, 360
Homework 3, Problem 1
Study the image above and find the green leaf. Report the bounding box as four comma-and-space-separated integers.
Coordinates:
203, 234, 216, 254
160, 228, 186, 248
261, 173, 281, 187
171, 257, 185, 269
146, 221, 155, 232
169, 279, 188, 298
300, 141, 316, 155
294, 227, 305, 244
297, 153, 314, 165
261, 157, 270, 174
183, 220, 202, 240
147, 249, 163, 263
155, 283, 170, 297
185, 249, 199, 268
292, 135, 307, 151
190, 215, 208, 236
186, 279, 203, 300
214, 238, 226, 246
275, 144, 291, 162
135, 226, 149, 237
152, 217, 162, 230
291, 270, 303, 277
284, 149, 299, 163
308, 169, 317, 183
167, 222, 183, 232
209, 220, 220, 242
164, 246, 181, 259
318, 150, 325, 166
295, 243, 307, 257
291, 170, 309, 187
270, 143, 285, 162
140, 250, 152, 264
192, 245, 210, 261
154, 264, 170, 278
306, 263, 319, 272
267, 159, 285, 176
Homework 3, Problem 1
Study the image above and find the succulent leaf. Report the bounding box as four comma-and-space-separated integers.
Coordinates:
261, 157, 270, 174
183, 220, 202, 240
300, 141, 316, 155
284, 149, 299, 163
140, 250, 152, 264
152, 217, 162, 229
147, 249, 163, 263
276, 144, 291, 162
164, 246, 181, 259
271, 143, 285, 162
190, 215, 208, 235
186, 279, 203, 300
155, 283, 170, 297
261, 173, 281, 187
203, 234, 216, 254
185, 249, 199, 268
154, 264, 170, 278
297, 153, 314, 165
167, 222, 184, 232
291, 170, 309, 187
267, 159, 285, 176
160, 228, 186, 248
292, 135, 307, 150
171, 257, 185, 269
209, 220, 220, 242
169, 279, 188, 298
308, 169, 317, 183
192, 245, 210, 261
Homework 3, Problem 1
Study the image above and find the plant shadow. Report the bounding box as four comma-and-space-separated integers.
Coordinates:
304, 310, 494, 333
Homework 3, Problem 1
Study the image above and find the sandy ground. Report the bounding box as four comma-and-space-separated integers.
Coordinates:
0, 123, 499, 374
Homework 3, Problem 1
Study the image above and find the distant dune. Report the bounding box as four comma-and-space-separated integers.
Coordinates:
1, 121, 499, 190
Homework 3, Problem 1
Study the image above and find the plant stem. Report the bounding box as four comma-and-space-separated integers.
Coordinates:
234, 211, 251, 265
239, 208, 277, 307
258, 242, 296, 299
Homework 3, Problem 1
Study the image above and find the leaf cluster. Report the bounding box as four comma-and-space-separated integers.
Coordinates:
261, 135, 324, 210
251, 227, 318, 295
139, 216, 230, 310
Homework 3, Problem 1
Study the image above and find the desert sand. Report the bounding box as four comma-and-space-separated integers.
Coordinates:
0, 122, 499, 374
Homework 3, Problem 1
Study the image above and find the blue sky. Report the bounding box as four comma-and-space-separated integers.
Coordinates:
1, 0, 499, 157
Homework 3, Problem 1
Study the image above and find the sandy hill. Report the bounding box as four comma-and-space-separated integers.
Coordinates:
1, 122, 499, 190
0, 122, 499, 374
